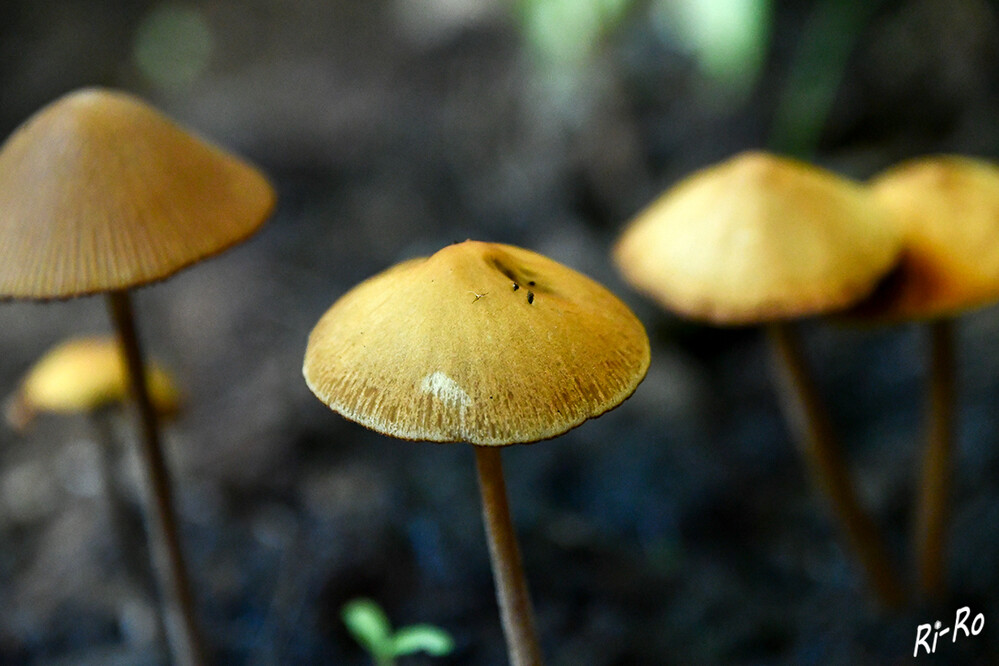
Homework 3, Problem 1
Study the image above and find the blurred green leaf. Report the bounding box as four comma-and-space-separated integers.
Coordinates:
133, 3, 213, 92
342, 598, 392, 654
391, 624, 455, 657
652, 0, 771, 103
517, 0, 634, 65
768, 0, 886, 158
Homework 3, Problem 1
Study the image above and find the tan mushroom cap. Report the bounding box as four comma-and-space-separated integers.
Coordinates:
0, 87, 276, 299
853, 156, 999, 321
5, 335, 181, 430
613, 151, 902, 325
303, 240, 650, 446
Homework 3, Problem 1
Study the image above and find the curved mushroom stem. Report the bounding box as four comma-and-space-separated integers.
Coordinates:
915, 319, 955, 601
107, 290, 206, 666
766, 322, 905, 609
474, 445, 544, 666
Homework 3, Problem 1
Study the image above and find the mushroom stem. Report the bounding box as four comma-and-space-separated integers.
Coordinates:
474, 445, 544, 666
107, 290, 206, 666
915, 319, 955, 600
766, 322, 904, 608
90, 408, 170, 641
90, 409, 139, 563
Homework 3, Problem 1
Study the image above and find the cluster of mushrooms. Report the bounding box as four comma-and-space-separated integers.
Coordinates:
0, 87, 995, 665
616, 151, 999, 615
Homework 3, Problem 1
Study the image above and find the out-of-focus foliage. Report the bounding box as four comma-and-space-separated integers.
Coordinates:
515, 0, 632, 65
768, 0, 887, 157
342, 598, 455, 666
133, 3, 213, 92
513, 0, 773, 120
652, 0, 771, 104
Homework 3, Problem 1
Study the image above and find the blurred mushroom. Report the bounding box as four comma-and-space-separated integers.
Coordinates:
853, 155, 999, 601
304, 240, 650, 665
0, 87, 276, 665
613, 151, 905, 607
5, 335, 180, 431
5, 334, 183, 641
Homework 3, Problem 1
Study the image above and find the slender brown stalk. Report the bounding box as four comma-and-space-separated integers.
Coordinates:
767, 322, 905, 608
914, 319, 955, 600
90, 410, 144, 572
90, 409, 170, 640
474, 445, 544, 666
107, 290, 206, 666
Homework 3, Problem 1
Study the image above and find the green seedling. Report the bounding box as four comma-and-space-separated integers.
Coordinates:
342, 598, 454, 666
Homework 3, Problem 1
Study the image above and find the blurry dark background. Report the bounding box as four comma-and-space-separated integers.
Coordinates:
2, 0, 999, 663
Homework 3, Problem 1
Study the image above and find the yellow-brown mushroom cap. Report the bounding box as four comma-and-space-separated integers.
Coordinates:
0, 87, 276, 299
5, 335, 180, 431
852, 155, 999, 321
613, 151, 902, 325
303, 241, 651, 445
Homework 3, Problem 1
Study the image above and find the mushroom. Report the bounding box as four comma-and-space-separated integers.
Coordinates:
4, 334, 182, 639
303, 240, 650, 665
5, 335, 180, 431
613, 151, 906, 607
0, 87, 276, 665
852, 155, 999, 600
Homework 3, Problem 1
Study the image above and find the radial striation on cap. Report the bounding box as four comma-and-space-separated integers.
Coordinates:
856, 155, 999, 321
0, 87, 276, 299
303, 241, 651, 445
613, 151, 902, 325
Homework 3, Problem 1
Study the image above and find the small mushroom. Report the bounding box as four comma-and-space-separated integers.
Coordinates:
614, 151, 905, 607
5, 334, 182, 633
304, 240, 650, 665
0, 88, 274, 299
853, 155, 999, 600
6, 335, 180, 431
0, 87, 275, 665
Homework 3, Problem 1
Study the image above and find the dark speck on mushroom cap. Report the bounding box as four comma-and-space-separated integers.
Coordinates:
303, 240, 651, 445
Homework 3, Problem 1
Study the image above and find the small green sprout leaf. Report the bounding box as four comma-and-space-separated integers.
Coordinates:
390, 624, 455, 657
342, 597, 454, 665
342, 598, 392, 654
